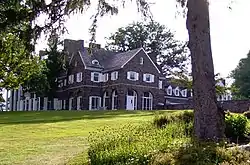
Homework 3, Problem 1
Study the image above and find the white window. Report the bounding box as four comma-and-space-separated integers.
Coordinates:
159, 80, 163, 89
68, 75, 74, 84
140, 57, 144, 65
142, 92, 153, 110
89, 96, 101, 110
111, 71, 118, 80
127, 71, 139, 81
112, 91, 118, 110
76, 72, 83, 82
103, 92, 109, 110
77, 96, 82, 110
167, 86, 172, 95
103, 73, 109, 82
91, 72, 100, 82
64, 79, 67, 86
92, 59, 99, 65
143, 74, 154, 83
174, 87, 180, 96
181, 89, 187, 97
74, 61, 78, 67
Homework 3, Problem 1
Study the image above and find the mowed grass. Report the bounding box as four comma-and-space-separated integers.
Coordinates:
0, 110, 176, 165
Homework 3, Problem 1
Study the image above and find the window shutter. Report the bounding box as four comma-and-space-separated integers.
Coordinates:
91, 72, 94, 82
111, 72, 114, 80
116, 72, 118, 80
127, 72, 130, 80
151, 75, 155, 83
143, 74, 146, 82
136, 73, 139, 80
72, 74, 74, 83
76, 73, 79, 82
80, 72, 82, 82
68, 76, 71, 84
159, 80, 162, 89
99, 73, 103, 82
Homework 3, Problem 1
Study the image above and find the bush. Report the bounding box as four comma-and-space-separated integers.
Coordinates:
153, 111, 193, 128
225, 112, 249, 140
243, 110, 250, 119
152, 141, 250, 165
87, 121, 190, 165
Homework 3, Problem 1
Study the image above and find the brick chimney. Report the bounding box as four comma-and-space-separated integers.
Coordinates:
89, 43, 101, 49
64, 39, 84, 53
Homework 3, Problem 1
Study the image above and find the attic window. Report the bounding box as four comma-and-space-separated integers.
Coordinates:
140, 57, 144, 65
92, 59, 99, 65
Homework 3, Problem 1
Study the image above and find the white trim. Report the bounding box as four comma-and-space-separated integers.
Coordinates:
166, 86, 172, 95
121, 48, 161, 73
164, 96, 189, 100
111, 91, 118, 110
121, 48, 142, 68
141, 49, 161, 73
56, 83, 160, 92
89, 96, 101, 110
78, 51, 87, 68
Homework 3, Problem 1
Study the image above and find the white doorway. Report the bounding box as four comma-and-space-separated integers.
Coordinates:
126, 90, 137, 110
126, 96, 135, 110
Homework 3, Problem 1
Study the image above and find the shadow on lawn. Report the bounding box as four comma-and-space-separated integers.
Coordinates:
0, 110, 174, 125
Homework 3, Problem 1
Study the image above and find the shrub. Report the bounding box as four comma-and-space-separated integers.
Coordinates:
153, 111, 193, 128
87, 121, 190, 165
243, 110, 250, 119
225, 112, 249, 140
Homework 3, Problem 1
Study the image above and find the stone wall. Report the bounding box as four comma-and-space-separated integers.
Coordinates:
165, 100, 250, 113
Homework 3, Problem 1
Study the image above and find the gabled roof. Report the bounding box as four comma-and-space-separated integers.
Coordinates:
78, 48, 145, 72
64, 39, 161, 73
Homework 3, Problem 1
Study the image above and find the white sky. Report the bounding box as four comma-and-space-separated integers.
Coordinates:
4, 0, 250, 101
36, 0, 250, 79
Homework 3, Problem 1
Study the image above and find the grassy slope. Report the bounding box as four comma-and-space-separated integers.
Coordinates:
0, 110, 175, 165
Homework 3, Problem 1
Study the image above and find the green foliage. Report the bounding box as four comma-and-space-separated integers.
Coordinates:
22, 33, 66, 97
231, 51, 250, 99
87, 120, 191, 165
105, 21, 189, 75
243, 111, 250, 119
153, 111, 193, 128
225, 112, 249, 140
0, 32, 43, 89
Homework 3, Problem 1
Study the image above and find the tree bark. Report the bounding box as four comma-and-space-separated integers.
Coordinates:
186, 0, 225, 140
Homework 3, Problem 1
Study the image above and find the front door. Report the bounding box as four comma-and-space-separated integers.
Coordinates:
126, 96, 134, 110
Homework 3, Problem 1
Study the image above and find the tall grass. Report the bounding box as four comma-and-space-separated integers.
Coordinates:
87, 112, 192, 165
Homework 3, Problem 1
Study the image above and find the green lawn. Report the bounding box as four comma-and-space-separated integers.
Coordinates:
0, 110, 175, 165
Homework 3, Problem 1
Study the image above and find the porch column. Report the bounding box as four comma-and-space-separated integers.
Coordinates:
13, 89, 17, 111
37, 97, 41, 111
5, 89, 8, 111
43, 97, 48, 110
33, 94, 37, 111
28, 98, 32, 111
9, 89, 13, 111
20, 100, 24, 111
24, 99, 27, 111
17, 86, 21, 111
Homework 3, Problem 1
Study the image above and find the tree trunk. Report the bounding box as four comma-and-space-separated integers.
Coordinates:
186, 0, 225, 140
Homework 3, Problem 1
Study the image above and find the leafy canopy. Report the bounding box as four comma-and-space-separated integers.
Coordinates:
231, 51, 250, 99
105, 21, 189, 75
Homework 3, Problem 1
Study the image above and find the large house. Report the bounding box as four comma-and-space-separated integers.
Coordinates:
5, 39, 231, 111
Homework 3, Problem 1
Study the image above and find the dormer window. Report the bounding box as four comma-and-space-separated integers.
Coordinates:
92, 59, 99, 65
174, 87, 180, 96
140, 57, 144, 65
166, 86, 172, 95
181, 89, 187, 97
